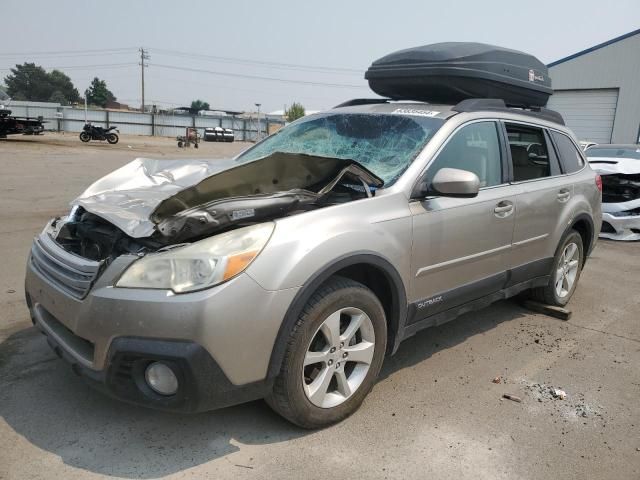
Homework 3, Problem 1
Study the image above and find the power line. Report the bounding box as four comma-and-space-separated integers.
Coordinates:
0, 52, 137, 60
147, 71, 361, 103
149, 63, 365, 89
150, 48, 363, 75
0, 63, 137, 71
0, 46, 364, 75
0, 47, 138, 58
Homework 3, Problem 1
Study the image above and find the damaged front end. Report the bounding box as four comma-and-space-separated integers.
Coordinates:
51, 152, 383, 264
589, 158, 640, 241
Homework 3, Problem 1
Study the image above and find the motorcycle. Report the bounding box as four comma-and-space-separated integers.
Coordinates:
79, 123, 119, 144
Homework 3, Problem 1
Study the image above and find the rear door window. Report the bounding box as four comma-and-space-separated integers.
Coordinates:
551, 132, 586, 173
505, 124, 559, 181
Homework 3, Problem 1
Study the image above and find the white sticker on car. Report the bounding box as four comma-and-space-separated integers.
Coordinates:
230, 208, 255, 220
391, 108, 440, 117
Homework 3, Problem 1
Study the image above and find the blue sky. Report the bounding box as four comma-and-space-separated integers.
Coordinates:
1, 0, 638, 112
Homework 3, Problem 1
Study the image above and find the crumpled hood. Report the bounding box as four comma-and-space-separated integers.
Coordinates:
72, 157, 237, 237
588, 157, 640, 175
72, 153, 383, 239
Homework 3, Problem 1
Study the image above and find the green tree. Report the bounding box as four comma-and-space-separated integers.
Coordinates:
48, 91, 68, 105
85, 77, 115, 108
285, 102, 305, 122
48, 70, 80, 104
190, 99, 210, 112
4, 63, 80, 104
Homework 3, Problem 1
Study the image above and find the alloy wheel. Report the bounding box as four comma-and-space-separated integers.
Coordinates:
303, 307, 375, 408
555, 242, 580, 298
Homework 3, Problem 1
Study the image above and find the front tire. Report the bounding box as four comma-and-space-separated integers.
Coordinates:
530, 229, 584, 306
267, 276, 387, 429
79, 132, 90, 142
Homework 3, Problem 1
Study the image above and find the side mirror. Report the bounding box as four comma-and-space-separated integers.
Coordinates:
414, 167, 480, 198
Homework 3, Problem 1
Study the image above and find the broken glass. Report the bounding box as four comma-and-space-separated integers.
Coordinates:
237, 113, 444, 185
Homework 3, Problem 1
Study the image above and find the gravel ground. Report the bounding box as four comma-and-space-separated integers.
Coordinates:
0, 133, 639, 479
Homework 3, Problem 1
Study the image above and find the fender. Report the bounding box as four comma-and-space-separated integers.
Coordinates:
565, 212, 596, 261
266, 252, 408, 379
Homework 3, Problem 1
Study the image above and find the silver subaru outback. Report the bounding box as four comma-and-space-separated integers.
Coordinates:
25, 99, 601, 428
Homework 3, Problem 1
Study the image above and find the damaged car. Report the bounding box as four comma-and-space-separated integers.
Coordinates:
25, 42, 602, 428
586, 144, 640, 241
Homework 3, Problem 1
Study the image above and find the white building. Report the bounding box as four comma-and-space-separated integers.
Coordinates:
547, 29, 640, 144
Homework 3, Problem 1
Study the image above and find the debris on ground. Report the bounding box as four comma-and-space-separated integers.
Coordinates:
502, 394, 522, 403
522, 381, 606, 421
551, 388, 567, 400
511, 323, 566, 353
6, 289, 15, 294
525, 383, 568, 401
492, 376, 501, 384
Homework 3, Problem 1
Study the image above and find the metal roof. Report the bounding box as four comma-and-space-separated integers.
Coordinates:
548, 28, 640, 67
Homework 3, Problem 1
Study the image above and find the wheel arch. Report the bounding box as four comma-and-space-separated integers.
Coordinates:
266, 252, 408, 380
569, 213, 595, 264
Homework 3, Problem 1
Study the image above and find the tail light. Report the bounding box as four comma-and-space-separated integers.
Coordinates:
595, 174, 602, 192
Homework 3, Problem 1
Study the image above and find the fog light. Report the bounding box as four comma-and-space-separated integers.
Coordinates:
145, 362, 178, 396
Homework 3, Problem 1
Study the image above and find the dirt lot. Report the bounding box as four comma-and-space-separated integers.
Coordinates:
1, 133, 639, 479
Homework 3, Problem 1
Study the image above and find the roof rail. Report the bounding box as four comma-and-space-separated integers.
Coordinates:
452, 98, 565, 125
333, 98, 389, 108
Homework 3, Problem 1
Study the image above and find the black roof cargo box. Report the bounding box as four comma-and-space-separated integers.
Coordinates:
365, 42, 553, 107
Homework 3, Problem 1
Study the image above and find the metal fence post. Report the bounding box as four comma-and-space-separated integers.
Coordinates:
106, 110, 110, 128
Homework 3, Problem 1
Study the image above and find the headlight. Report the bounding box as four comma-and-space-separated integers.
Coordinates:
115, 222, 274, 293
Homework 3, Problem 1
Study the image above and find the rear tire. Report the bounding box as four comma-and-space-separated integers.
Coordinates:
79, 132, 90, 142
530, 229, 583, 306
266, 276, 387, 429
107, 133, 118, 144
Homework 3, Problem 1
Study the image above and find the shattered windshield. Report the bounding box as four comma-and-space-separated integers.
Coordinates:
236, 113, 444, 185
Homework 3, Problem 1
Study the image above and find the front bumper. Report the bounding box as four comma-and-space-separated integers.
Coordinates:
29, 308, 271, 412
600, 200, 640, 241
25, 231, 299, 411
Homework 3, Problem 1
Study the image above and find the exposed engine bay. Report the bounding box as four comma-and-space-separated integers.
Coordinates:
54, 152, 383, 262
600, 173, 640, 204
588, 157, 640, 241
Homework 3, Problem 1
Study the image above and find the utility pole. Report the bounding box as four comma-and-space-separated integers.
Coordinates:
255, 103, 261, 141
139, 47, 150, 112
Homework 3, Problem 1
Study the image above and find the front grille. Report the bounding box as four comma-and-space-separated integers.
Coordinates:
30, 232, 102, 299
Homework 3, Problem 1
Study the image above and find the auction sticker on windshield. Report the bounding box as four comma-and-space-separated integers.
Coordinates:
391, 108, 440, 117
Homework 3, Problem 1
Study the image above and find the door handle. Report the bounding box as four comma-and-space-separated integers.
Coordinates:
557, 189, 571, 202
494, 201, 514, 217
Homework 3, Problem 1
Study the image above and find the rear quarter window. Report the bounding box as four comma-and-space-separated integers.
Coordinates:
551, 132, 585, 173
